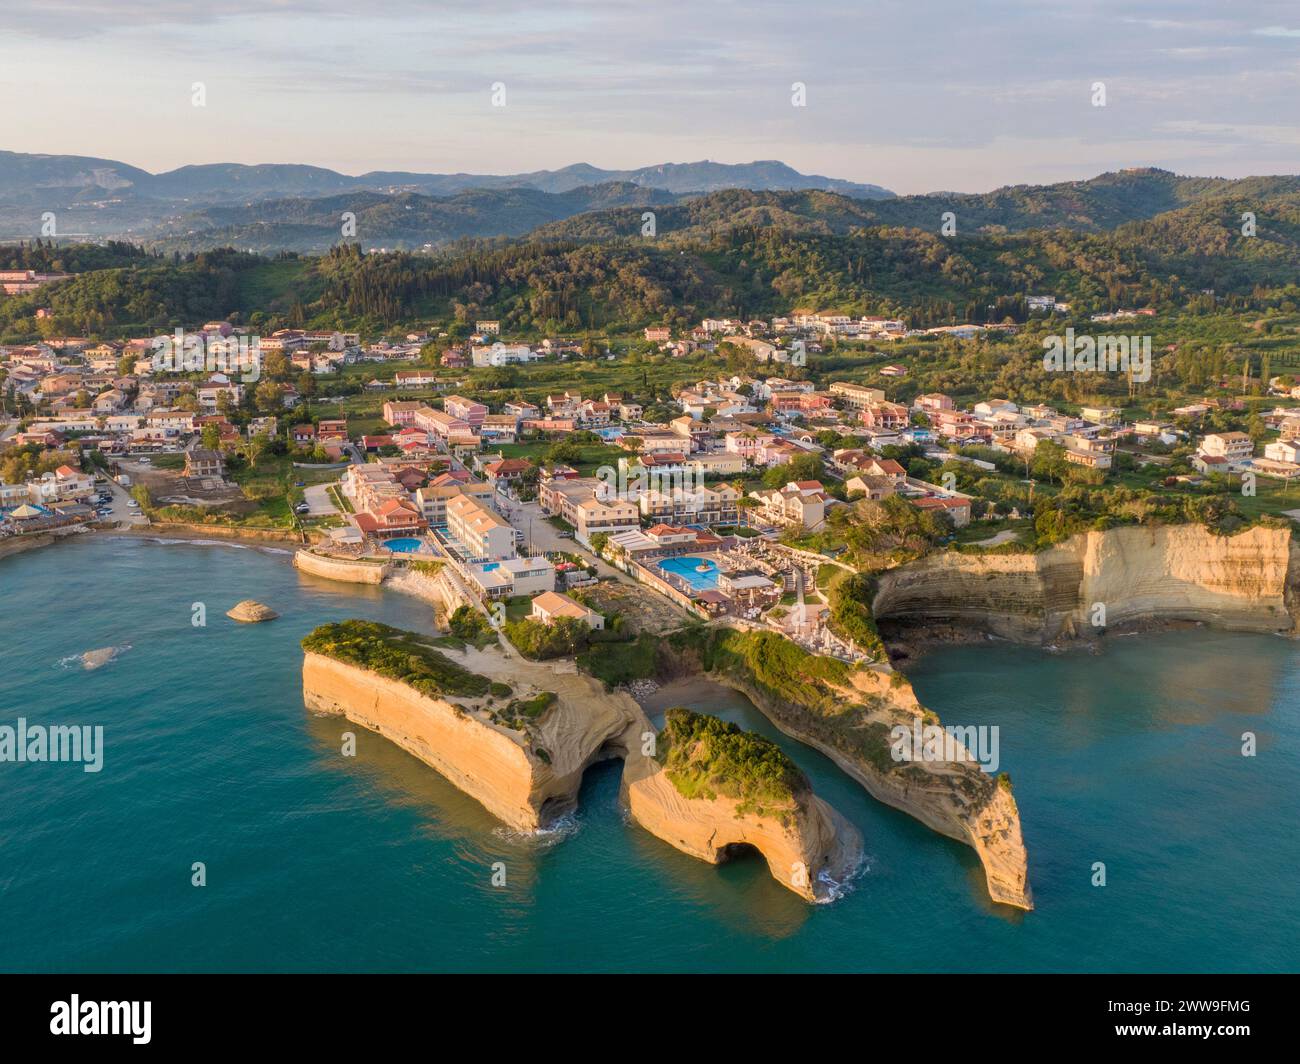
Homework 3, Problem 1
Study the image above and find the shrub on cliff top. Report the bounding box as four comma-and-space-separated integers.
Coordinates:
690, 628, 850, 711
657, 707, 808, 819
448, 605, 496, 647
302, 620, 490, 698
577, 632, 659, 688
503, 616, 589, 660
826, 571, 888, 662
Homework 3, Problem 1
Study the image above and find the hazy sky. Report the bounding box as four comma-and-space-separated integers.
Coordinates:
2, 0, 1298, 193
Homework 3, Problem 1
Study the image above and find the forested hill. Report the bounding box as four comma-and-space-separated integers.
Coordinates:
1, 167, 1298, 342
535, 169, 1300, 240
124, 168, 1300, 254
144, 184, 681, 255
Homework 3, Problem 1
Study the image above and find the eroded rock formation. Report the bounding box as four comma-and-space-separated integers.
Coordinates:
227, 600, 279, 623
874, 524, 1297, 643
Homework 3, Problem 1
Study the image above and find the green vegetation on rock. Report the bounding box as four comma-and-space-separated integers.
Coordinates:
503, 616, 589, 660
446, 605, 497, 648
826, 571, 888, 662
577, 632, 659, 688
302, 619, 490, 698
658, 707, 807, 819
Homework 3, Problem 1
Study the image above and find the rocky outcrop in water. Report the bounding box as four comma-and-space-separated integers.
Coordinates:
80, 646, 129, 670
227, 600, 279, 623
622, 732, 862, 903
734, 665, 1029, 909
303, 646, 639, 830
302, 632, 860, 901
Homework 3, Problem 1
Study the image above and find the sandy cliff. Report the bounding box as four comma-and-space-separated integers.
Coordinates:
304, 638, 860, 900
622, 750, 862, 902
698, 656, 1032, 910
873, 524, 1298, 643
303, 647, 639, 829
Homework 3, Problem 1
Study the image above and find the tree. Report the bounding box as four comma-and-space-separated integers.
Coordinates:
1031, 439, 1069, 486
762, 452, 824, 488
236, 432, 270, 470
504, 617, 590, 660
254, 380, 283, 414
545, 440, 583, 466
262, 350, 289, 380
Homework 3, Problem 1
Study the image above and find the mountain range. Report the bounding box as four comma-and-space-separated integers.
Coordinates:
1, 152, 1298, 271
2, 160, 1298, 342
0, 151, 893, 245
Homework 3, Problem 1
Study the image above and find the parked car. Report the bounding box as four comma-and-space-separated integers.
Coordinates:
294, 503, 310, 515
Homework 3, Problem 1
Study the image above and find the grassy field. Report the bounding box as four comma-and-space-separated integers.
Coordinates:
1226, 475, 1300, 520
223, 452, 340, 526
491, 440, 633, 474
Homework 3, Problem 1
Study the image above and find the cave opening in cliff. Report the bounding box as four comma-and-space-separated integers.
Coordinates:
716, 842, 763, 865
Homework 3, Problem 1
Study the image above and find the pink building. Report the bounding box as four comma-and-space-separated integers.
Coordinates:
444, 395, 487, 428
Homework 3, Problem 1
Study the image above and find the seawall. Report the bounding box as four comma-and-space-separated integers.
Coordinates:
294, 549, 390, 585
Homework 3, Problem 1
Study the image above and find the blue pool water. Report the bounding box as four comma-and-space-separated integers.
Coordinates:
2, 536, 1297, 973
658, 555, 719, 590
383, 538, 425, 553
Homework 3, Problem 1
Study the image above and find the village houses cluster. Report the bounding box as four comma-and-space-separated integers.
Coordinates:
7, 306, 1299, 637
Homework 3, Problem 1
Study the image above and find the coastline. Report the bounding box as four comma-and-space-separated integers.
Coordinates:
878, 614, 1222, 665
105, 522, 305, 548
5, 513, 1296, 970
16, 527, 1296, 918
0, 531, 60, 562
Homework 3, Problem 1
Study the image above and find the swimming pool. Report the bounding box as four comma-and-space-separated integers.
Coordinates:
658, 555, 719, 591
383, 538, 426, 553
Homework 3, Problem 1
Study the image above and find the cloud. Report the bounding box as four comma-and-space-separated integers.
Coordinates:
0, 1, 1297, 192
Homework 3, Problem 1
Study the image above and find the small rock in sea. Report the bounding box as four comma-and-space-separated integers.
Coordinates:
81, 646, 126, 670
227, 600, 279, 623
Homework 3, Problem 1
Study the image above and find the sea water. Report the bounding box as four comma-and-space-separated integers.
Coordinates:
0, 536, 1295, 972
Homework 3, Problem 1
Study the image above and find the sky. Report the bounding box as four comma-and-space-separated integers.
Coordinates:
1, 0, 1298, 194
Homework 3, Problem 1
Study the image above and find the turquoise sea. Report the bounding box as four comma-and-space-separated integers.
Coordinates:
1, 535, 1296, 972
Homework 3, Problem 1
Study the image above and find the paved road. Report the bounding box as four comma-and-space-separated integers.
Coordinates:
303, 483, 341, 516
501, 498, 625, 580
